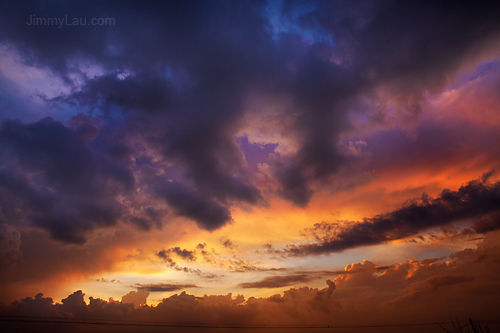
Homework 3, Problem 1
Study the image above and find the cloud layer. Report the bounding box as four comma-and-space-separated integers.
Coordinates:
2, 232, 499, 329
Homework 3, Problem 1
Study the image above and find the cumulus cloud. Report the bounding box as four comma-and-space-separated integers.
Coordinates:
1, 232, 499, 328
121, 289, 149, 308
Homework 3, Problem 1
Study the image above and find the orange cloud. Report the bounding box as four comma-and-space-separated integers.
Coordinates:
2, 231, 499, 329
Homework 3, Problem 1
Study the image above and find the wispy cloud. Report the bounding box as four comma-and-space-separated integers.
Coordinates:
134, 283, 199, 292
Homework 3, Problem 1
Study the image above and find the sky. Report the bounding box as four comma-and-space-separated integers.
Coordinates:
1, 0, 500, 331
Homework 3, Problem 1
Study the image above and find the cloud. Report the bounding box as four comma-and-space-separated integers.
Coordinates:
156, 243, 285, 274
431, 211, 500, 243
0, 116, 135, 244
0, 224, 21, 266
156, 247, 195, 266
0, 0, 497, 217
62, 72, 175, 115
220, 237, 236, 250
267, 0, 500, 206
470, 211, 500, 234
238, 268, 371, 289
427, 275, 475, 291
0, 0, 498, 248
121, 289, 149, 307
0, 282, 338, 326
285, 176, 500, 256
134, 283, 199, 292
155, 247, 222, 279
363, 119, 500, 179
239, 274, 313, 289
94, 278, 120, 283
0, 2, 500, 322
61, 290, 88, 317
1, 232, 500, 327
154, 180, 232, 231
169, 247, 196, 261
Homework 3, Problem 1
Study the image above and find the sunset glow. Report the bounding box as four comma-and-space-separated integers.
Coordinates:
1, 1, 500, 332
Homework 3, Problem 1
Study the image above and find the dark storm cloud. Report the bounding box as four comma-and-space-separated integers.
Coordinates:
270, 0, 500, 206
273, 0, 500, 206
154, 180, 232, 231
0, 116, 136, 243
305, 0, 500, 95
0, 117, 100, 195
274, 162, 315, 207
62, 73, 175, 115
470, 211, 500, 234
444, 211, 500, 241
44, 0, 268, 227
0, 0, 499, 243
286, 177, 500, 256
